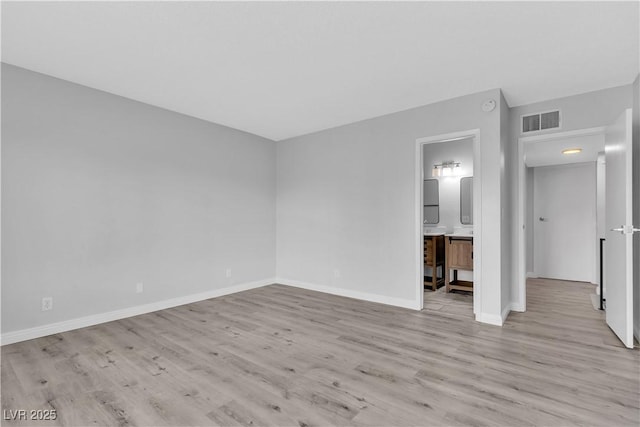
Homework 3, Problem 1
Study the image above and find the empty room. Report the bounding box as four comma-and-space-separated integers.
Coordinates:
1, 1, 639, 426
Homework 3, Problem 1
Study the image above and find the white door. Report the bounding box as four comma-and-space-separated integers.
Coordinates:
533, 163, 597, 282
605, 109, 635, 349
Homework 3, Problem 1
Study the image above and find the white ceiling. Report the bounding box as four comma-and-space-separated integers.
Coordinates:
524, 133, 604, 168
2, 2, 638, 141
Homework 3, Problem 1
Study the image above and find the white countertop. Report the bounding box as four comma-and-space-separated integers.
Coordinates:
445, 233, 473, 238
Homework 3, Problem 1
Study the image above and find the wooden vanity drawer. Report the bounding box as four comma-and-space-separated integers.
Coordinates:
423, 235, 445, 291
424, 239, 434, 264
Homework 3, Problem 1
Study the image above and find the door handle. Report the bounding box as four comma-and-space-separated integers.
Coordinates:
610, 225, 640, 234
539, 217, 547, 222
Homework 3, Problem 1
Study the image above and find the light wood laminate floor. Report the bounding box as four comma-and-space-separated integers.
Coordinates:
2, 279, 638, 426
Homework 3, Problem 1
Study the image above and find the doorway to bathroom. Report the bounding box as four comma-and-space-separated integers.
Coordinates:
415, 130, 481, 318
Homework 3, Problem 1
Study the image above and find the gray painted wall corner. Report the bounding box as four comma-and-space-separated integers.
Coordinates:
1, 64, 277, 334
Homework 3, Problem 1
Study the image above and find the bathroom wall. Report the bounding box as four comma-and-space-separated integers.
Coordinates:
422, 137, 474, 232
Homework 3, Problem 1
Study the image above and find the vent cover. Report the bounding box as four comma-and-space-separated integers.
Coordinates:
522, 110, 560, 133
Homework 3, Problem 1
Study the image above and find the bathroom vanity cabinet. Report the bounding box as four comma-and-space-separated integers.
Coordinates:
445, 235, 473, 293
424, 234, 445, 291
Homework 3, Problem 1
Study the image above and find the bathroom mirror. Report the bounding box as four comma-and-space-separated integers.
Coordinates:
423, 179, 439, 224
460, 177, 473, 224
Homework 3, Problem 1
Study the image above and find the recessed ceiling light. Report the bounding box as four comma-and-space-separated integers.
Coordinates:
562, 148, 582, 155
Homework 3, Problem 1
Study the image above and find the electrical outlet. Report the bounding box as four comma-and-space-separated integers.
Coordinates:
226, 268, 232, 278
41, 297, 53, 312
333, 269, 341, 279
136, 282, 144, 294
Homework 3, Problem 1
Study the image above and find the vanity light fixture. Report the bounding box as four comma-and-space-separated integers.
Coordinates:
562, 148, 582, 155
432, 161, 461, 177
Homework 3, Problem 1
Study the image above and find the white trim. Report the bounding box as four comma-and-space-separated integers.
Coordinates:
415, 129, 482, 317
516, 126, 605, 316
277, 278, 420, 310
475, 312, 503, 326
623, 108, 634, 348
1, 278, 275, 346
415, 137, 424, 311
526, 271, 538, 278
520, 126, 604, 143
510, 302, 525, 312
475, 302, 514, 326
501, 303, 512, 323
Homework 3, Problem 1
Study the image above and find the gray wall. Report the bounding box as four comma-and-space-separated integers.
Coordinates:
509, 84, 634, 309
277, 88, 507, 321
500, 91, 512, 314
526, 167, 534, 273
1, 64, 277, 334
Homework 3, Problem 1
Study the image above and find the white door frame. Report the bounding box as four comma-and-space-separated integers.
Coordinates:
516, 126, 605, 311
415, 129, 481, 314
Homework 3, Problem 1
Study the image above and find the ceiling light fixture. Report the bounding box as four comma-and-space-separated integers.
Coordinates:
432, 161, 461, 177
562, 148, 582, 155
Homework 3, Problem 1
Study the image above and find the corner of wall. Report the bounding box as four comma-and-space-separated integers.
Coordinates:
499, 90, 513, 316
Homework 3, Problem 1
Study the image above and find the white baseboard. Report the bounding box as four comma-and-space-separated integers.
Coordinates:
1, 278, 275, 346
475, 312, 503, 326
526, 272, 537, 278
475, 302, 514, 327
510, 301, 525, 312
501, 303, 512, 324
276, 277, 420, 310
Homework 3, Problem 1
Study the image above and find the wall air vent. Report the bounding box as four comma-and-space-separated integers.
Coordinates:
522, 110, 561, 133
